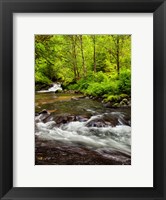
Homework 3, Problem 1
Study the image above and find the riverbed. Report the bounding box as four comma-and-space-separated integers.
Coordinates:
35, 92, 131, 165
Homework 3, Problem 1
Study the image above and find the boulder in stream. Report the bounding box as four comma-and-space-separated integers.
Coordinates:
53, 114, 76, 125
35, 109, 51, 123
85, 115, 117, 127
71, 96, 79, 101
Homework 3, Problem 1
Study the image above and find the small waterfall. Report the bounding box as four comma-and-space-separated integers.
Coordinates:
48, 83, 62, 92
37, 83, 62, 93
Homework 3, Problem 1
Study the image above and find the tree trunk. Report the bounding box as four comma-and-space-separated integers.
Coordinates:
92, 35, 96, 73
79, 35, 86, 77
71, 36, 79, 80
116, 36, 120, 77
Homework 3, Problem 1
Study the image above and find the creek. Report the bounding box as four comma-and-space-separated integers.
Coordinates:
35, 87, 131, 165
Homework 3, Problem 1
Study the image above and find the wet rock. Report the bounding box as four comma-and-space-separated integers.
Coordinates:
39, 109, 49, 114
103, 113, 130, 126
54, 114, 76, 125
65, 90, 75, 94
41, 142, 47, 147
103, 96, 131, 108
93, 96, 98, 100
43, 115, 54, 123
85, 112, 130, 127
112, 103, 119, 108
86, 120, 108, 127
102, 114, 119, 126
103, 102, 112, 108
86, 117, 113, 127
122, 98, 128, 103
78, 96, 86, 99
128, 100, 131, 106
74, 90, 80, 94
75, 116, 89, 122
119, 101, 126, 106
55, 89, 62, 93
118, 98, 131, 107
35, 109, 51, 123
71, 97, 79, 101
35, 138, 131, 165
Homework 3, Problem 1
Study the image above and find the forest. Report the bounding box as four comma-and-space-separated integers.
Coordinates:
35, 34, 131, 105
35, 34, 131, 165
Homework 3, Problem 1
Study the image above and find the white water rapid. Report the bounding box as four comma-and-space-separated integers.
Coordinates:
35, 113, 131, 156
37, 83, 62, 93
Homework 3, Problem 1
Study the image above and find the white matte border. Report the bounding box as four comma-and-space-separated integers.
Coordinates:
13, 13, 153, 187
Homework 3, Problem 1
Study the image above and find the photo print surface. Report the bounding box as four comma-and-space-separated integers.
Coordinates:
35, 35, 131, 165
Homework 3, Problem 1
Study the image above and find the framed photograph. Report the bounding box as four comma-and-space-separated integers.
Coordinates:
0, 0, 166, 199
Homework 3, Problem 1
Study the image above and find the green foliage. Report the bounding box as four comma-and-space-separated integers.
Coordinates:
35, 71, 52, 90
84, 79, 119, 97
118, 69, 131, 95
93, 71, 109, 82
103, 94, 129, 103
85, 83, 105, 96
104, 95, 121, 102
35, 71, 51, 84
35, 34, 131, 97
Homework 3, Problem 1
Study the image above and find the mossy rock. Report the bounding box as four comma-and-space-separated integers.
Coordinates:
121, 98, 128, 103
112, 103, 119, 108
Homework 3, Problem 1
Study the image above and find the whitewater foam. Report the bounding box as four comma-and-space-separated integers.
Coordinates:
35, 115, 131, 156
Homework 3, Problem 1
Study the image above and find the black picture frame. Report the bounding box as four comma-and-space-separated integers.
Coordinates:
0, 0, 166, 199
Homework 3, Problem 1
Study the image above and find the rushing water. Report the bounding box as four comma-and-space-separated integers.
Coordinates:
37, 83, 62, 93
35, 92, 131, 165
